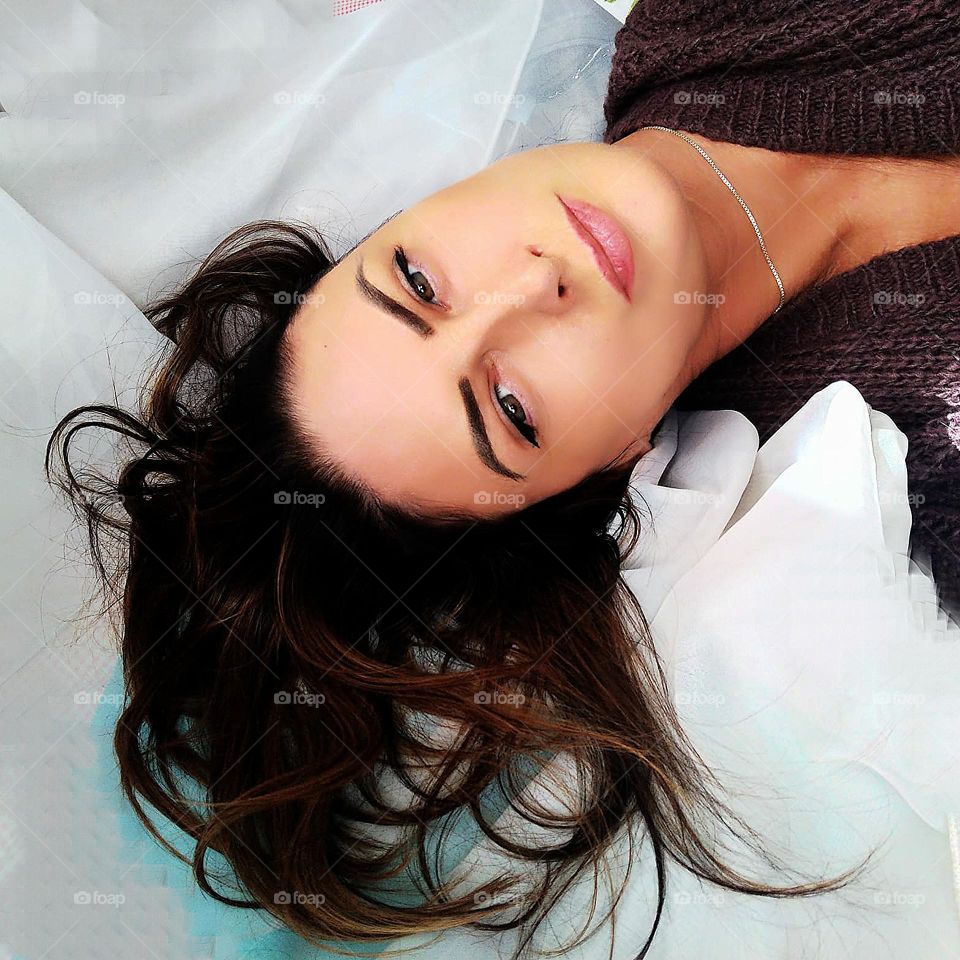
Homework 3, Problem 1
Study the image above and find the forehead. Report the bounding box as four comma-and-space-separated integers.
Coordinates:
282, 250, 522, 516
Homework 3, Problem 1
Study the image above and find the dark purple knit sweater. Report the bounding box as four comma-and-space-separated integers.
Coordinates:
603, 0, 960, 617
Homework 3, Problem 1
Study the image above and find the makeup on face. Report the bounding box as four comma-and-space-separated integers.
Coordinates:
556, 195, 635, 302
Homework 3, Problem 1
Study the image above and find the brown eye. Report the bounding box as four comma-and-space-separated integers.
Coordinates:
494, 383, 538, 448
394, 247, 438, 305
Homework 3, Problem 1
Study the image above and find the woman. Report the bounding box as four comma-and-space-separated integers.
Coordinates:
45, 1, 958, 957
605, 0, 960, 616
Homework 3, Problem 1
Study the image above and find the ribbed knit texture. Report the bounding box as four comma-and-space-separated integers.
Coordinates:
602, 0, 960, 615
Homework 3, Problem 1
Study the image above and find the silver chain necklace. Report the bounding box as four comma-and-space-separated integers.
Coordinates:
638, 125, 786, 314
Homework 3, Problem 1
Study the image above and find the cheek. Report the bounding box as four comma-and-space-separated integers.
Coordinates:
558, 335, 672, 451
542, 354, 639, 458
636, 303, 703, 392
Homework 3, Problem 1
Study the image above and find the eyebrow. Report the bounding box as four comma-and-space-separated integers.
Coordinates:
355, 258, 435, 338
354, 257, 526, 482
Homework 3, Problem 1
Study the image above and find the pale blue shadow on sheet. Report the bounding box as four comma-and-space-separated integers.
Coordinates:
83, 655, 543, 958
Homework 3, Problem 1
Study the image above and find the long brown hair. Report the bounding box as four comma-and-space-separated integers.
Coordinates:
45, 219, 874, 958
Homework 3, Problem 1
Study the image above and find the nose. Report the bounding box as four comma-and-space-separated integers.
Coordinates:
518, 245, 567, 313
436, 245, 568, 363
447, 246, 568, 353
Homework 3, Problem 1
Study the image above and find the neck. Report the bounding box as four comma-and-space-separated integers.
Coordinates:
611, 127, 853, 381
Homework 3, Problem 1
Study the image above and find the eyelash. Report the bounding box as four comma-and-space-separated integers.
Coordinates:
493, 380, 539, 448
393, 245, 539, 450
394, 246, 441, 306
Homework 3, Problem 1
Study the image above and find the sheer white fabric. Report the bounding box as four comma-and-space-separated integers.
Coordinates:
2, 0, 958, 954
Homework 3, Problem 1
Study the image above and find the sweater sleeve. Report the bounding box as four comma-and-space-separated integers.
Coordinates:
603, 0, 960, 155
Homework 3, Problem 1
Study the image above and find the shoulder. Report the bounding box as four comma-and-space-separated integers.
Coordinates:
612, 0, 960, 75
604, 0, 960, 148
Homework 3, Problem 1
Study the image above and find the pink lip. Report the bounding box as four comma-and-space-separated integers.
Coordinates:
556, 195, 634, 302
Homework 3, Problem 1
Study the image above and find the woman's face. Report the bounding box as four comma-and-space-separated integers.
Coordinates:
285, 141, 712, 517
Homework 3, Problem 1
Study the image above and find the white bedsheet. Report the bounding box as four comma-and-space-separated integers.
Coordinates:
2, 1, 958, 957
396, 387, 960, 960
0, 0, 548, 305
